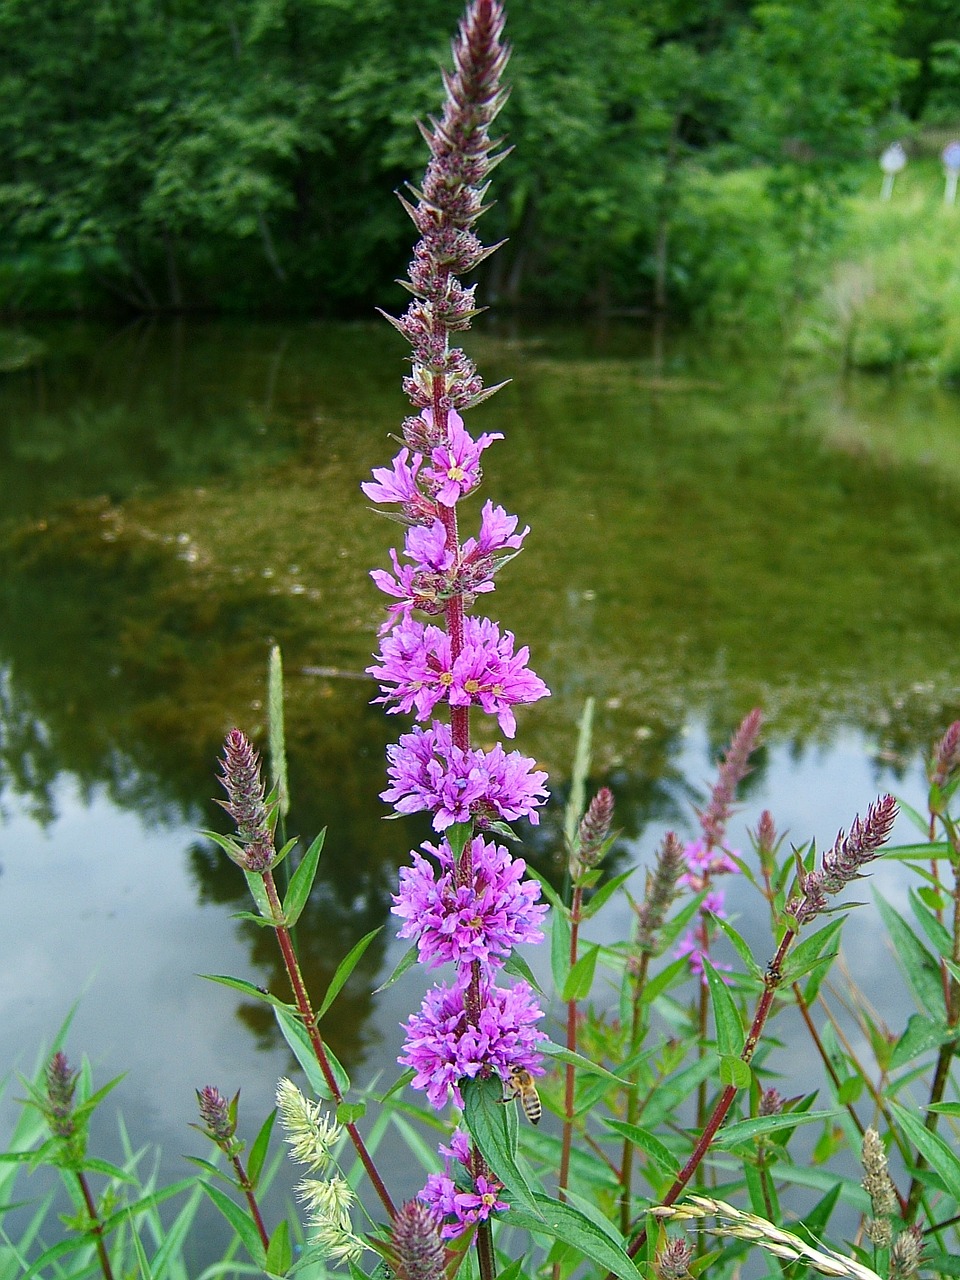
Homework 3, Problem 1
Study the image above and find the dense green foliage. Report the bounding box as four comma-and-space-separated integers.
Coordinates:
0, 0, 929, 317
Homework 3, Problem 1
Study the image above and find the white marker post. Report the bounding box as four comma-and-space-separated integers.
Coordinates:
942, 141, 960, 206
879, 142, 907, 200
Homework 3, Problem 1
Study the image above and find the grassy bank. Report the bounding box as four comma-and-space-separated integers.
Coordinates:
792, 147, 960, 381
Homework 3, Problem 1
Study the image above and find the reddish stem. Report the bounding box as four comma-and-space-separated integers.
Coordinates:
610, 930, 796, 1272
230, 1153, 271, 1251
262, 871, 397, 1220
76, 1170, 116, 1280
557, 885, 584, 1203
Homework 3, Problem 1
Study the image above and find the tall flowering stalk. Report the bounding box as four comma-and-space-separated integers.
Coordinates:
365, 1, 549, 1270
611, 792, 899, 1273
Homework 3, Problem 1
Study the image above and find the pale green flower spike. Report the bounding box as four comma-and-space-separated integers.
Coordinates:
275, 1077, 343, 1173
652, 1196, 883, 1280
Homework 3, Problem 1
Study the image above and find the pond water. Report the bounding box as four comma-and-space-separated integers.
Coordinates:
1, 318, 959, 1269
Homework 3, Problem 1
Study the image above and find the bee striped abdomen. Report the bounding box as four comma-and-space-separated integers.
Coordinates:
503, 1066, 541, 1124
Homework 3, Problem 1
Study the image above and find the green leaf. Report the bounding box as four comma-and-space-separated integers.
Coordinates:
247, 1107, 277, 1188
541, 1040, 629, 1086
708, 914, 763, 978
495, 1260, 527, 1280
781, 918, 843, 985
274, 1004, 349, 1101
502, 950, 545, 994
201, 974, 292, 1010
529, 868, 565, 911
318, 927, 383, 1019
184, 1154, 232, 1183
890, 1012, 953, 1070
874, 892, 944, 1014
373, 943, 419, 993
243, 869, 274, 920
837, 1075, 863, 1104
551, 906, 572, 993
461, 1075, 543, 1219
282, 830, 325, 928
266, 1217, 292, 1277
603, 1120, 679, 1176
231, 910, 278, 928
703, 957, 744, 1057
18, 1239, 82, 1280
446, 822, 473, 862
581, 870, 634, 920
891, 1100, 960, 1197
719, 1055, 752, 1089
561, 944, 599, 1003
267, 644, 289, 821
201, 1181, 266, 1267
885, 841, 951, 861
640, 954, 690, 1004
923, 1253, 960, 1276
377, 1069, 415, 1103
501, 1193, 644, 1280
712, 1109, 835, 1148
75, 1155, 136, 1181
909, 887, 952, 956
337, 1101, 366, 1125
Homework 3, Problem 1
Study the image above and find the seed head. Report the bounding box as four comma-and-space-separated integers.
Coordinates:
890, 1225, 923, 1279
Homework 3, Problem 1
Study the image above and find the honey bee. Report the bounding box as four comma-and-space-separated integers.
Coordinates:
500, 1065, 542, 1125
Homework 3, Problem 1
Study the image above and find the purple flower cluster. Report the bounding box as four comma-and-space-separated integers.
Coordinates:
370, 614, 548, 737
383, 723, 548, 833
393, 836, 547, 970
364, 0, 546, 1174
420, 1130, 509, 1240
401, 979, 546, 1110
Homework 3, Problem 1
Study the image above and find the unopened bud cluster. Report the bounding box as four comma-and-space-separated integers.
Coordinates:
196, 1085, 238, 1150
633, 831, 685, 958
930, 720, 960, 788
788, 794, 898, 926
217, 728, 276, 872
390, 1199, 446, 1280
572, 786, 615, 876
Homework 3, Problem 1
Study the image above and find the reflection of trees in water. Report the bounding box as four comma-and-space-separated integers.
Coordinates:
6, 319, 960, 1069
187, 836, 397, 1072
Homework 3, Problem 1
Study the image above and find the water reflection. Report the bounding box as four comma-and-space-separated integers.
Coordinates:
1, 317, 959, 1083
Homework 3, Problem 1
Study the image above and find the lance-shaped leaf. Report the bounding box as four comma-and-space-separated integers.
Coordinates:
282, 830, 325, 928
502, 1193, 644, 1280
461, 1075, 542, 1219
318, 927, 383, 1020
